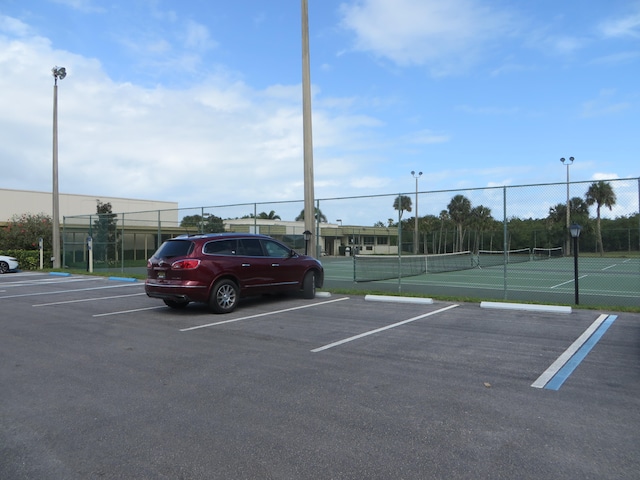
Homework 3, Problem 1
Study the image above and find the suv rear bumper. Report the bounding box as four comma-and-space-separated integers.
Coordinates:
145, 281, 209, 303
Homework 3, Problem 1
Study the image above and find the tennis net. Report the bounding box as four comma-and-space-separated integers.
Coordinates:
532, 246, 563, 260
477, 248, 531, 267
354, 251, 474, 282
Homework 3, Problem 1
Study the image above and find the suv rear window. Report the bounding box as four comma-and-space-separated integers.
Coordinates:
154, 240, 194, 258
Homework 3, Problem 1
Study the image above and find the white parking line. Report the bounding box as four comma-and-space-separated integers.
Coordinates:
311, 304, 459, 353
0, 283, 141, 299
0, 277, 98, 288
180, 297, 350, 332
93, 306, 166, 317
531, 314, 610, 389
33, 292, 147, 307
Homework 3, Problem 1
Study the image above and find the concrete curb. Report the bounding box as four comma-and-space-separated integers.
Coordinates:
365, 294, 434, 305
480, 301, 571, 314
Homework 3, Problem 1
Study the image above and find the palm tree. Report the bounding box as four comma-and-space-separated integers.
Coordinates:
470, 205, 493, 253
547, 197, 591, 254
585, 181, 617, 255
437, 210, 449, 253
295, 207, 327, 223
447, 195, 472, 252
393, 195, 412, 220
258, 210, 281, 220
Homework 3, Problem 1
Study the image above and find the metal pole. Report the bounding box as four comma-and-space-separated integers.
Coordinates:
560, 157, 574, 256
52, 81, 60, 268
573, 235, 579, 305
503, 187, 508, 299
397, 194, 402, 293
301, 0, 316, 257
411, 171, 422, 254
566, 162, 570, 254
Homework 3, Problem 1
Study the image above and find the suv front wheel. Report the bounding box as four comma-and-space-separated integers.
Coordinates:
210, 279, 239, 313
302, 271, 316, 299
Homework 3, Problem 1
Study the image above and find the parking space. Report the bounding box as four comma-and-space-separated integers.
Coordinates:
1, 271, 639, 479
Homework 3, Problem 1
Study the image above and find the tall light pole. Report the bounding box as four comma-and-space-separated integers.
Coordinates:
52, 66, 67, 269
411, 171, 422, 254
301, 0, 316, 257
560, 157, 574, 256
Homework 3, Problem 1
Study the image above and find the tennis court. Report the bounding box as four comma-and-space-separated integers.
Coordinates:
322, 254, 640, 307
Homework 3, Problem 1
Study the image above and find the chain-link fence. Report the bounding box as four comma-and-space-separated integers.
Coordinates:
63, 178, 639, 307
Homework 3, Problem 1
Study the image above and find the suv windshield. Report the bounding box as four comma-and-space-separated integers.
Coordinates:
154, 240, 194, 258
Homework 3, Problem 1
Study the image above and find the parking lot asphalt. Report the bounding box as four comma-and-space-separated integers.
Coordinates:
1, 272, 639, 479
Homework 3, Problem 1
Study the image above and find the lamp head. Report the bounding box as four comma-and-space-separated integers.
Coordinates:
569, 223, 582, 238
303, 230, 312, 241
52, 66, 67, 81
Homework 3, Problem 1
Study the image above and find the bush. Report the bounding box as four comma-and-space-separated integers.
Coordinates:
1, 249, 45, 271
0, 213, 52, 251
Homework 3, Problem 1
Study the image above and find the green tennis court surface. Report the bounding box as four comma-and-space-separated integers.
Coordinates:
321, 256, 640, 307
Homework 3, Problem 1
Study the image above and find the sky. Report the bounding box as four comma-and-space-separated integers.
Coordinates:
0, 0, 639, 225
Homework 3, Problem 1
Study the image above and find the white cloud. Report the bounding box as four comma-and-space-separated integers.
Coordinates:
600, 10, 640, 38
580, 90, 631, 118
182, 20, 218, 51
339, 0, 517, 74
0, 14, 32, 37
0, 27, 391, 209
403, 129, 450, 145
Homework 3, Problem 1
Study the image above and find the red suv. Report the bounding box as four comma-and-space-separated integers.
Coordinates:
145, 233, 324, 313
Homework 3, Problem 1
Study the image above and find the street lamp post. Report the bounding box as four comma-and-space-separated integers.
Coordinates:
303, 230, 312, 255
569, 223, 582, 305
411, 171, 422, 254
560, 157, 574, 256
52, 66, 67, 269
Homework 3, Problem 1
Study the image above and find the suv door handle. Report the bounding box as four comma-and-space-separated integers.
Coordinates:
271, 263, 280, 267
242, 263, 251, 267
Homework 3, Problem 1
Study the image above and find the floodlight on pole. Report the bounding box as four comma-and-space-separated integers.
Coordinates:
52, 66, 67, 269
411, 171, 422, 254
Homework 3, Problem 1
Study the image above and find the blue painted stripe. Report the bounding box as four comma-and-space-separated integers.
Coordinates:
108, 276, 137, 283
50, 271, 71, 277
545, 315, 618, 390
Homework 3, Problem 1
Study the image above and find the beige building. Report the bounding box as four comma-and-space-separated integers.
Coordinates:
225, 218, 398, 256
0, 188, 179, 225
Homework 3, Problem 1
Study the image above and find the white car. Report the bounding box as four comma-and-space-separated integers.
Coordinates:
0, 255, 19, 273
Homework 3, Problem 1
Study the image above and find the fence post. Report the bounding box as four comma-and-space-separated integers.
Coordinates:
503, 187, 508, 300
398, 193, 402, 293
121, 212, 125, 272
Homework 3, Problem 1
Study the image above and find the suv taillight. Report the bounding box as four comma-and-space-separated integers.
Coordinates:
172, 259, 201, 270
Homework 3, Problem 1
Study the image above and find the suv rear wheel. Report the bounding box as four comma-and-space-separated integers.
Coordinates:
210, 279, 239, 313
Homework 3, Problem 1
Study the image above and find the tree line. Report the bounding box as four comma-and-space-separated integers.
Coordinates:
387, 181, 636, 256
